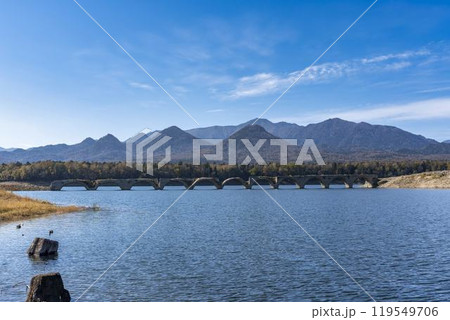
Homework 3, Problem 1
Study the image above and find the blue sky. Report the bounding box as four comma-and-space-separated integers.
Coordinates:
1, 0, 450, 148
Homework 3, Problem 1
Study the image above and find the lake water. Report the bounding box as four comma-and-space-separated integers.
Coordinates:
1, 187, 449, 302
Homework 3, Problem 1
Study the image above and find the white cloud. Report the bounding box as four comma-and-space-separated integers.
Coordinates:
360, 49, 429, 64
272, 97, 450, 124
129, 82, 153, 90
228, 49, 431, 99
228, 73, 287, 99
226, 63, 352, 99
206, 108, 225, 113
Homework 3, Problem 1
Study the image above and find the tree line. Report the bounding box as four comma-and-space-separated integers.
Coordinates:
0, 160, 449, 182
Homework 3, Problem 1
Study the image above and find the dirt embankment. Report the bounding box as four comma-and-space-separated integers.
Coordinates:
0, 181, 49, 191
379, 171, 450, 189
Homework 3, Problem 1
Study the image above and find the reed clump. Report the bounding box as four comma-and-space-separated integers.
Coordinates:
0, 190, 81, 223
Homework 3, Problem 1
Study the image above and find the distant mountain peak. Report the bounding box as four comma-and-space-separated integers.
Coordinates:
103, 133, 116, 138
229, 124, 278, 140
161, 126, 195, 138
247, 118, 272, 124
321, 117, 351, 124
98, 134, 120, 142
80, 137, 95, 144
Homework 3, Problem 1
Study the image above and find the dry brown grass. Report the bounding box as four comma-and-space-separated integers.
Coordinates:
0, 190, 81, 223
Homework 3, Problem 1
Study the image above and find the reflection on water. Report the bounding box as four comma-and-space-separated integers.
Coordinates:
0, 187, 449, 301
27, 254, 59, 263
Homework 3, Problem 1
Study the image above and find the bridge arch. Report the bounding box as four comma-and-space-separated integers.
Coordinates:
130, 179, 159, 190
222, 177, 251, 189
159, 178, 193, 190
250, 176, 278, 189
300, 176, 330, 189
327, 175, 355, 188
190, 177, 222, 190
50, 179, 96, 191
96, 179, 130, 190
277, 176, 302, 189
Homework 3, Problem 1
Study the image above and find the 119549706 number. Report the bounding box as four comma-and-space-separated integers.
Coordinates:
372, 306, 439, 317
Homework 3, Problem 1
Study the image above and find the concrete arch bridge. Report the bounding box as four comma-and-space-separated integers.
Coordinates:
50, 174, 378, 191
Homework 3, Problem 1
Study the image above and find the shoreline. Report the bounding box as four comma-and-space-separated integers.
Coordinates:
0, 181, 49, 191
378, 170, 450, 189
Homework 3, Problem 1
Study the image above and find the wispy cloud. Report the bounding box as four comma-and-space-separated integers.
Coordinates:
227, 49, 431, 99
129, 82, 153, 90
417, 86, 450, 94
228, 73, 289, 99
384, 61, 412, 70
206, 108, 225, 113
360, 49, 429, 64
272, 97, 450, 124
174, 45, 211, 61
172, 85, 189, 94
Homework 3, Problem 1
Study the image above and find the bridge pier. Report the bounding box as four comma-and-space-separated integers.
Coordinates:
343, 176, 356, 189
320, 182, 330, 189
293, 177, 308, 189
364, 178, 378, 188
50, 181, 64, 191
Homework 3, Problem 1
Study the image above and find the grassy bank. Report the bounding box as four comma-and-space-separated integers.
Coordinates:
0, 190, 81, 223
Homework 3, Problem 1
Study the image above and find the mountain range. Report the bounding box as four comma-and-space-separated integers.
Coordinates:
1, 118, 449, 163
189, 118, 438, 152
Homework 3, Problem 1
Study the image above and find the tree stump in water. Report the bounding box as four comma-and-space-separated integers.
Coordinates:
26, 273, 71, 302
